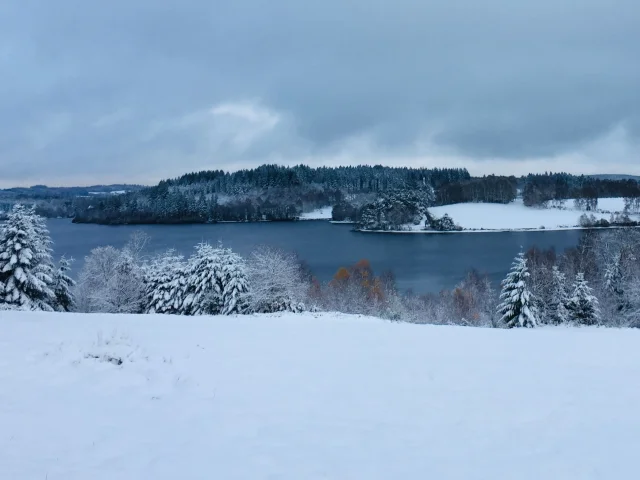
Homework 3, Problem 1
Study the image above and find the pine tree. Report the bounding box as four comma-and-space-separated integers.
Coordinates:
568, 273, 600, 326
182, 243, 224, 315
604, 254, 624, 297
547, 265, 570, 325
180, 243, 249, 316
603, 253, 627, 313
496, 251, 538, 328
218, 247, 249, 315
0, 205, 55, 310
28, 207, 56, 307
143, 250, 186, 314
53, 256, 76, 312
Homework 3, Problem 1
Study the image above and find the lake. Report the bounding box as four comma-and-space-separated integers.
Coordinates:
47, 219, 582, 293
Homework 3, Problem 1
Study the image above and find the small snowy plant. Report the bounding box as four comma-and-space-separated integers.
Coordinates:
496, 251, 538, 328
547, 265, 570, 325
0, 205, 55, 310
567, 273, 600, 326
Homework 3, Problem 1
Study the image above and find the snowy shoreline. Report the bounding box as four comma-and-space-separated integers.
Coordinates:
355, 225, 640, 234
357, 198, 640, 234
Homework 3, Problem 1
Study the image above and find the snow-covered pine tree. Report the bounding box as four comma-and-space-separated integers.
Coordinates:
0, 205, 55, 310
182, 243, 224, 315
218, 247, 249, 315
547, 265, 570, 325
143, 250, 186, 314
180, 243, 250, 316
496, 251, 538, 328
568, 272, 600, 326
27, 207, 56, 307
53, 256, 76, 312
603, 253, 626, 314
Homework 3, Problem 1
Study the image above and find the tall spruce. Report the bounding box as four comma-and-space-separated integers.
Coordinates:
547, 265, 570, 325
53, 256, 76, 312
0, 205, 55, 310
496, 251, 538, 328
218, 247, 249, 315
568, 273, 600, 326
182, 243, 224, 315
143, 250, 186, 314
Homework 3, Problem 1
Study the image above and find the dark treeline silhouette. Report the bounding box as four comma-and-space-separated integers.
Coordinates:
7, 166, 640, 226
0, 185, 143, 220
522, 173, 640, 207
72, 165, 470, 224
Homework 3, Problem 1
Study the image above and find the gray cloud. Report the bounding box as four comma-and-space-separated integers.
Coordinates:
1, 0, 640, 186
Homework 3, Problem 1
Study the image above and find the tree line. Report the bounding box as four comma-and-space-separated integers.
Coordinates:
71, 165, 470, 225
522, 173, 640, 207
2, 205, 638, 329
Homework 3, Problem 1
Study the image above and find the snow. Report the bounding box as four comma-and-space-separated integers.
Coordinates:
2, 311, 640, 479
299, 206, 332, 220
428, 198, 638, 232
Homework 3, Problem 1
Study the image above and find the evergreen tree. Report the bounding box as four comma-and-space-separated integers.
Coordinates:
143, 250, 186, 314
604, 253, 626, 312
180, 243, 250, 315
547, 265, 570, 325
0, 205, 55, 310
496, 251, 538, 328
53, 256, 76, 312
182, 243, 224, 315
568, 273, 600, 326
218, 247, 249, 315
28, 207, 57, 305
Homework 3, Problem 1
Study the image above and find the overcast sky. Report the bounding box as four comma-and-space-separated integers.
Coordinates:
1, 0, 639, 187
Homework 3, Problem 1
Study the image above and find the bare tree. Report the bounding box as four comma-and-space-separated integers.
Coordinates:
246, 246, 309, 313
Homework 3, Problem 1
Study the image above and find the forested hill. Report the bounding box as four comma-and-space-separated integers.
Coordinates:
0, 184, 143, 219
71, 165, 474, 224
161, 165, 470, 192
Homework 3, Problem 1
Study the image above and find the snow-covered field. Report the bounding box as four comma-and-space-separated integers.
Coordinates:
427, 198, 637, 232
299, 206, 333, 220
2, 311, 640, 479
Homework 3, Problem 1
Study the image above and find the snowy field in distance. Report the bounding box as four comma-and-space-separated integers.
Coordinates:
2, 311, 640, 479
428, 198, 637, 232
299, 206, 333, 220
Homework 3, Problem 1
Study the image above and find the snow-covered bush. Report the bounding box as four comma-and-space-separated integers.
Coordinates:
424, 211, 463, 231
0, 205, 56, 311
76, 238, 146, 314
246, 246, 308, 313
496, 251, 538, 328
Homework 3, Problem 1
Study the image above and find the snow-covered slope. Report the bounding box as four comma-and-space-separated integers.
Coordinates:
2, 311, 640, 479
429, 198, 637, 232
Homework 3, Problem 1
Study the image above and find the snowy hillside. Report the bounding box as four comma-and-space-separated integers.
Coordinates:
2, 311, 640, 479
428, 198, 638, 232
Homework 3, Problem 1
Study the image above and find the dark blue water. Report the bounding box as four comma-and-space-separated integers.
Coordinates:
47, 219, 582, 293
